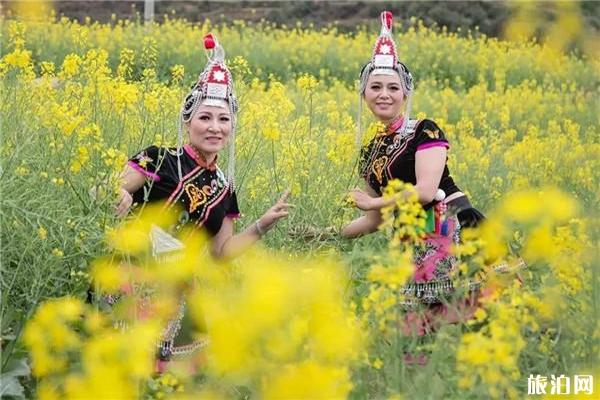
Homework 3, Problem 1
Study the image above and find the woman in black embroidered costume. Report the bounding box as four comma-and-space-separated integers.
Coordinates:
341, 12, 485, 354
111, 33, 290, 371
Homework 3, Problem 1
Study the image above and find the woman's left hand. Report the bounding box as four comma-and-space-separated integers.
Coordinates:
258, 190, 292, 233
349, 188, 379, 211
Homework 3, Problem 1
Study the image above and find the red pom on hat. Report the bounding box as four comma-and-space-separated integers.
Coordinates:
382, 11, 393, 30
203, 33, 215, 50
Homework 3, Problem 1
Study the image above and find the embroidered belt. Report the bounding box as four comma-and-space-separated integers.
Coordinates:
399, 258, 527, 309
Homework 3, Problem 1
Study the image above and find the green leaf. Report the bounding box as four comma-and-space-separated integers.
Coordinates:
0, 376, 25, 398
2, 358, 30, 378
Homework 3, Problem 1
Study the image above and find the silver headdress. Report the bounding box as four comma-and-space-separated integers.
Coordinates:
177, 33, 239, 191
357, 11, 414, 147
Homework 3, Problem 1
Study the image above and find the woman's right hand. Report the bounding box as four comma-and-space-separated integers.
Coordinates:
115, 188, 133, 217
257, 190, 292, 234
349, 187, 380, 211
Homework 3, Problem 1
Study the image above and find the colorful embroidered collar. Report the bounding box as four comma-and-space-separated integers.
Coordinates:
183, 144, 218, 171
386, 115, 405, 135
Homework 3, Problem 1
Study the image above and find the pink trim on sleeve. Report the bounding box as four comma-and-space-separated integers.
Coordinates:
127, 161, 161, 181
417, 141, 450, 151
226, 212, 241, 219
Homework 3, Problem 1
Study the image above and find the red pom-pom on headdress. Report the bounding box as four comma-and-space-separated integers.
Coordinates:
382, 11, 393, 31
203, 33, 216, 50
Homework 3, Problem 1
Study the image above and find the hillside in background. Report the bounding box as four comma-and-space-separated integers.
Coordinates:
2, 0, 599, 38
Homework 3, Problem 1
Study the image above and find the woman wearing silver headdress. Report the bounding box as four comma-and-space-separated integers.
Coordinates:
341, 12, 485, 348
112, 34, 290, 369
117, 33, 289, 255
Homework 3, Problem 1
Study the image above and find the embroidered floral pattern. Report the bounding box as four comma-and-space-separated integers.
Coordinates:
371, 156, 388, 184
134, 151, 154, 169
401, 216, 461, 306
424, 128, 440, 139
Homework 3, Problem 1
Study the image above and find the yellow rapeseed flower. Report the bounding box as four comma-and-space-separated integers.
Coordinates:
52, 248, 64, 257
